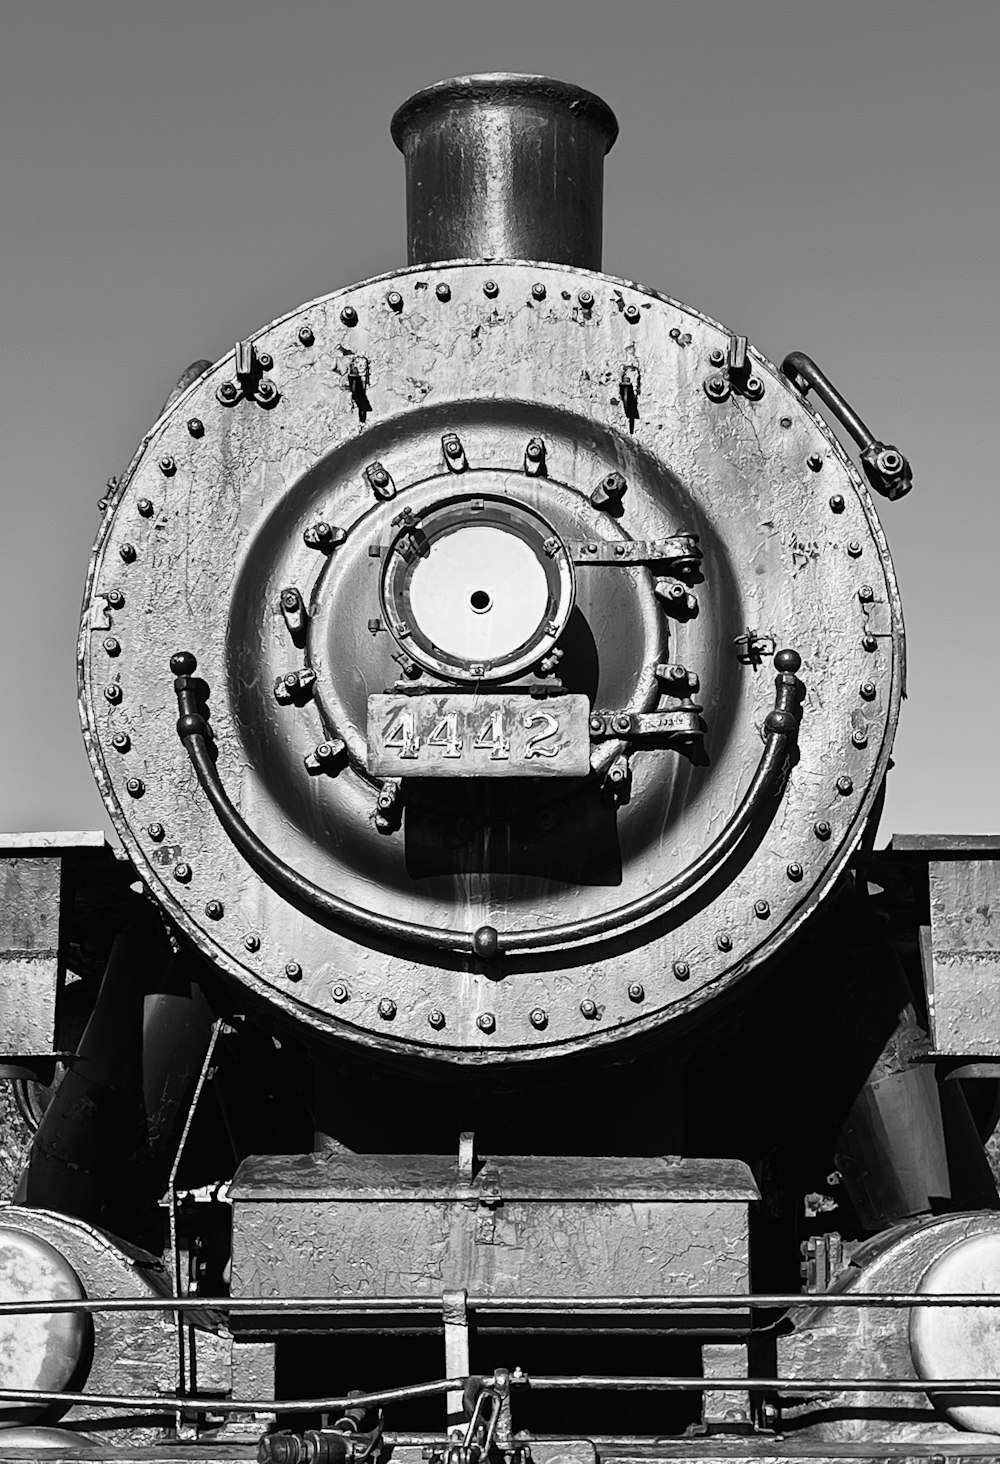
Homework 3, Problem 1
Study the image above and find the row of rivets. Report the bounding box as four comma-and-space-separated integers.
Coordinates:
322, 282, 654, 325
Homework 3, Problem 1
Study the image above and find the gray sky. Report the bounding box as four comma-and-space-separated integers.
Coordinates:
2, 0, 997, 838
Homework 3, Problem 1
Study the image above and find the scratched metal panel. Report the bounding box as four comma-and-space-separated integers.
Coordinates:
231, 1197, 749, 1306
927, 858, 1000, 1055
0, 856, 60, 1057
79, 261, 902, 1062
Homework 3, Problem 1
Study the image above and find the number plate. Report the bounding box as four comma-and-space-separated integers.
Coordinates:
367, 693, 592, 777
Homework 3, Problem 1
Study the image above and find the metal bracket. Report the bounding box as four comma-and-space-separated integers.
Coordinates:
589, 707, 704, 741
782, 350, 912, 500
562, 534, 701, 571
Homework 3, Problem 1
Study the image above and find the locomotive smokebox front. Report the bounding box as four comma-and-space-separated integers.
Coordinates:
79, 75, 903, 1064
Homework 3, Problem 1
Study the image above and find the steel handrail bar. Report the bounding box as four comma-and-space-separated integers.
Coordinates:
1, 1292, 999, 1317
5, 1374, 1000, 1413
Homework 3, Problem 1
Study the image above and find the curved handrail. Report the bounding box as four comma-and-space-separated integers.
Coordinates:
169, 651, 803, 960
781, 351, 911, 501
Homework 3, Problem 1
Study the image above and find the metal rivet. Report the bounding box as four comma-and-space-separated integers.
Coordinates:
717, 934, 733, 952
159, 456, 176, 476
298, 325, 314, 346
205, 900, 224, 920
673, 961, 690, 981
285, 961, 303, 982
483, 280, 499, 298
105, 589, 125, 609
860, 680, 877, 700
627, 982, 645, 1003
125, 777, 144, 798
137, 498, 154, 517
104, 683, 122, 704
340, 306, 357, 326
173, 862, 192, 882
754, 899, 771, 919
531, 283, 546, 301
525, 438, 544, 462
814, 820, 832, 840
147, 822, 164, 841
704, 375, 729, 402
529, 1008, 548, 1029
436, 283, 451, 302
477, 1012, 496, 1034
578, 289, 593, 308
780, 416, 793, 429
187, 418, 204, 438
103, 637, 121, 656
444, 436, 462, 459
807, 453, 823, 472
623, 304, 641, 324
787, 862, 804, 881
837, 775, 854, 795
111, 732, 130, 752
580, 999, 598, 1019
858, 585, 874, 603
119, 543, 137, 563
847, 540, 863, 557
428, 1008, 445, 1029
258, 353, 273, 371
669, 327, 681, 340
332, 983, 349, 1003
829, 494, 845, 513
852, 728, 869, 748
386, 291, 403, 312
243, 933, 260, 952
709, 348, 725, 367
369, 464, 390, 489
863, 634, 878, 652
378, 997, 396, 1020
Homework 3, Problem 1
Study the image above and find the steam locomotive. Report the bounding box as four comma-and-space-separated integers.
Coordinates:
2, 72, 999, 1464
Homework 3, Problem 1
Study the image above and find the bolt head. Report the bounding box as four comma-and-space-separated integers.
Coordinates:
863, 634, 878, 652
673, 961, 690, 981
187, 417, 204, 437
525, 438, 543, 460
125, 777, 144, 797
578, 289, 594, 307
829, 494, 845, 513
340, 306, 358, 326
858, 585, 874, 602
860, 680, 876, 700
159, 456, 176, 476
612, 714, 632, 736
173, 862, 192, 882
104, 684, 122, 704
705, 376, 729, 401
218, 381, 239, 402
386, 291, 403, 312
443, 436, 462, 458
531, 283, 546, 301
428, 1008, 445, 1030
119, 542, 137, 563
627, 982, 645, 1003
709, 348, 725, 367
378, 997, 396, 1019
280, 590, 299, 610
298, 325, 315, 346
105, 589, 125, 608
717, 934, 733, 952
780, 416, 793, 429
624, 304, 641, 323
257, 352, 273, 371
256, 380, 276, 401
754, 899, 771, 918
473, 925, 499, 960
103, 637, 120, 656
529, 1008, 548, 1029
814, 820, 832, 840
147, 822, 164, 841
435, 283, 451, 302
847, 540, 863, 557
285, 961, 303, 981
787, 862, 804, 881
580, 999, 598, 1019
332, 983, 349, 1003
852, 728, 869, 748
807, 453, 823, 471
477, 1012, 496, 1034
111, 732, 130, 752
137, 497, 154, 517
483, 280, 499, 298
837, 775, 854, 795
205, 900, 224, 920
243, 934, 260, 952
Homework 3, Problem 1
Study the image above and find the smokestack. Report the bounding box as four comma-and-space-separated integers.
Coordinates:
391, 74, 619, 272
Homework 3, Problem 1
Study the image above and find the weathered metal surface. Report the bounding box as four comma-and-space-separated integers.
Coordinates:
79, 258, 902, 1063
229, 1154, 755, 1318
925, 859, 1000, 1056
390, 75, 618, 271
911, 1229, 1000, 1433
0, 847, 62, 1060
0, 1224, 87, 1410
367, 692, 592, 777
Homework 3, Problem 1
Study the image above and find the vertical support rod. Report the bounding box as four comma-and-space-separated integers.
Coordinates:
443, 1288, 470, 1432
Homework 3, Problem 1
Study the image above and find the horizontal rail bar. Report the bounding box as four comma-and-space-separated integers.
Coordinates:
0, 1292, 998, 1317
5, 1372, 1000, 1415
